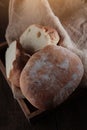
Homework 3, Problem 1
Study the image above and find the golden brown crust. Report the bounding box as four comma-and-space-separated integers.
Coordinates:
20, 45, 84, 110
35, 24, 59, 42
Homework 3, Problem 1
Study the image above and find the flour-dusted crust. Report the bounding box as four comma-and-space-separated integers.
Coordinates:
20, 24, 59, 54
20, 45, 84, 110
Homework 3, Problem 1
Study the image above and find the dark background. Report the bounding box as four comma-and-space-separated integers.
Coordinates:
0, 0, 9, 42
0, 1, 87, 130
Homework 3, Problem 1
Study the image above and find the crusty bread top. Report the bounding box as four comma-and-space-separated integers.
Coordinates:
20, 45, 84, 110
20, 24, 60, 54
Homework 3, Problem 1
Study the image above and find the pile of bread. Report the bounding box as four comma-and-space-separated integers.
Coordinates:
5, 24, 84, 110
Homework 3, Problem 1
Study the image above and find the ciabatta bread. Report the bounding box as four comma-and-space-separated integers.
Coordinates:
20, 24, 59, 54
20, 45, 84, 110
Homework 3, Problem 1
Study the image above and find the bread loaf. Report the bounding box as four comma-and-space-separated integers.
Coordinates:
20, 24, 60, 54
20, 44, 84, 110
6, 40, 29, 88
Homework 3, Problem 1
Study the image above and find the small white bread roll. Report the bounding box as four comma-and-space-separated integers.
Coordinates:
5, 40, 29, 88
20, 24, 60, 54
20, 45, 84, 110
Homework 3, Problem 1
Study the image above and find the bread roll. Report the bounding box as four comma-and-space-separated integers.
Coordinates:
20, 24, 60, 54
6, 40, 29, 87
20, 45, 84, 110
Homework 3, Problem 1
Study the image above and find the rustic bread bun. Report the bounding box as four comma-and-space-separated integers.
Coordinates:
20, 24, 60, 54
5, 40, 29, 88
20, 45, 84, 110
